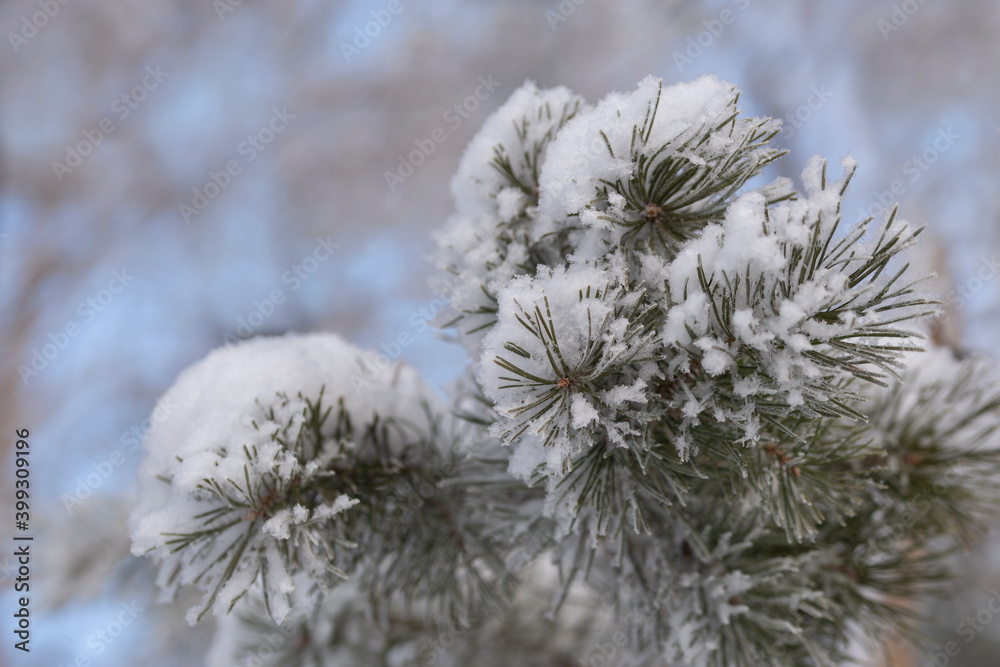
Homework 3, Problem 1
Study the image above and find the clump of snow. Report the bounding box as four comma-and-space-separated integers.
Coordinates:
478, 259, 659, 478
451, 80, 585, 220
659, 156, 928, 447
537, 74, 782, 250
445, 78, 932, 533
432, 81, 588, 356
130, 333, 447, 623
428, 77, 945, 661
539, 76, 733, 218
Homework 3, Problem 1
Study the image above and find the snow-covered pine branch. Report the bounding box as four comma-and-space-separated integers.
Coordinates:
433, 74, 1000, 666
129, 334, 517, 626
432, 82, 586, 356
121, 75, 1000, 667
469, 76, 935, 541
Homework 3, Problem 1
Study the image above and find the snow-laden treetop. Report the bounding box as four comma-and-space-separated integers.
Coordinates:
435, 75, 932, 533
127, 75, 1000, 667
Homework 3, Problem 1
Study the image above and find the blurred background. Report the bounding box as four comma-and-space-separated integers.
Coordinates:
1, 0, 998, 664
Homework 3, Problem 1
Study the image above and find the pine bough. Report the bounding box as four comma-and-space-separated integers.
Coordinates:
130, 76, 1000, 667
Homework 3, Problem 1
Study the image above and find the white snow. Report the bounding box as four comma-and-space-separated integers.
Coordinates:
658, 156, 927, 445
451, 80, 586, 220
478, 259, 659, 477
130, 332, 447, 623
432, 80, 589, 357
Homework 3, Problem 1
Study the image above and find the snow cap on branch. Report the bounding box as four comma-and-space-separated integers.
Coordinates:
537, 74, 784, 251
451, 80, 586, 220
478, 256, 660, 479
130, 333, 444, 624
660, 156, 932, 447
432, 80, 588, 356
